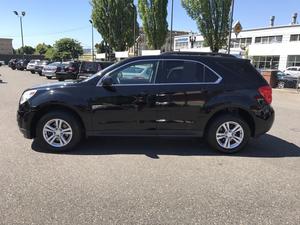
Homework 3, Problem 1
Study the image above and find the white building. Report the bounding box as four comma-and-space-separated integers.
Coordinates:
174, 20, 300, 71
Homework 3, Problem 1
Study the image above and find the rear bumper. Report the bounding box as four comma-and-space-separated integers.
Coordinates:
253, 105, 275, 137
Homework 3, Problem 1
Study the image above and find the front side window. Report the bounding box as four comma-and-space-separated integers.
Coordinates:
109, 61, 158, 84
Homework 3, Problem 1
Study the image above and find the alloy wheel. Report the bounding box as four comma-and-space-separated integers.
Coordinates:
42, 119, 73, 148
216, 121, 244, 150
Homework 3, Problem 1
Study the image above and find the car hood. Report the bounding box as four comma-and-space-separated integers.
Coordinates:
30, 81, 80, 91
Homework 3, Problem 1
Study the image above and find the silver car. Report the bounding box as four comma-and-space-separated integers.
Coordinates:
26, 60, 40, 74
42, 62, 62, 79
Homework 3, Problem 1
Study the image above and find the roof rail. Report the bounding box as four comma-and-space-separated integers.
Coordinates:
162, 51, 236, 58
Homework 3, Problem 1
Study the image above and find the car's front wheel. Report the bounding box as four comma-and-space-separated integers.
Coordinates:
206, 115, 250, 153
36, 111, 83, 152
46, 77, 51, 79
30, 71, 35, 74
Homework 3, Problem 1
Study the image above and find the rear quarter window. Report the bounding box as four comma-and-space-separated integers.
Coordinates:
216, 61, 267, 85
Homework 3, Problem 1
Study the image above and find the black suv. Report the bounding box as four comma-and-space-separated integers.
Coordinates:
17, 53, 274, 153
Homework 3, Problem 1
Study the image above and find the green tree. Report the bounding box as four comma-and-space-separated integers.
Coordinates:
44, 48, 60, 61
95, 40, 113, 54
91, 0, 138, 51
182, 0, 232, 52
138, 0, 168, 50
54, 38, 83, 60
17, 45, 35, 55
35, 43, 51, 55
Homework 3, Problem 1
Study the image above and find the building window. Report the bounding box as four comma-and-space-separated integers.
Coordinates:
195, 41, 204, 48
290, 34, 300, 42
252, 56, 280, 70
231, 37, 252, 48
254, 35, 282, 44
287, 55, 300, 67
174, 37, 189, 50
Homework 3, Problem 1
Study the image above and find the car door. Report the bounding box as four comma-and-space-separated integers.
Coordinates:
154, 59, 221, 135
91, 60, 159, 134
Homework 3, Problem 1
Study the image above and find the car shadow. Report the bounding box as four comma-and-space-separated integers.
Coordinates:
31, 134, 300, 158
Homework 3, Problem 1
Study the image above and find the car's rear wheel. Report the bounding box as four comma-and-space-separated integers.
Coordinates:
38, 72, 42, 76
46, 77, 51, 79
58, 78, 64, 81
31, 71, 35, 74
205, 115, 250, 153
278, 81, 285, 89
36, 111, 83, 152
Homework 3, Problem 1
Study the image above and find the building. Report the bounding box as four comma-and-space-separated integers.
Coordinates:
0, 38, 13, 54
174, 14, 300, 71
129, 28, 189, 56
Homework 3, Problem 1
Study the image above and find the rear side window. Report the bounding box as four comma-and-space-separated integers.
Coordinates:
217, 61, 267, 85
157, 60, 203, 83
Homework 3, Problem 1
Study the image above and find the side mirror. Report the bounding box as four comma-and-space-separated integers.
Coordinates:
102, 76, 113, 87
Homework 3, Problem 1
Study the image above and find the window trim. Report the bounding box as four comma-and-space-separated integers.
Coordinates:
97, 59, 222, 87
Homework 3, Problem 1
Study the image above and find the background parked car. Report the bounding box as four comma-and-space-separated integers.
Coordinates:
55, 61, 81, 81
34, 60, 50, 76
284, 66, 300, 77
26, 59, 40, 74
8, 59, 18, 70
16, 59, 30, 71
275, 71, 300, 88
56, 61, 114, 81
42, 62, 63, 79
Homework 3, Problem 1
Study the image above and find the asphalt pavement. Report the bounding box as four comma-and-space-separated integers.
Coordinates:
0, 66, 299, 225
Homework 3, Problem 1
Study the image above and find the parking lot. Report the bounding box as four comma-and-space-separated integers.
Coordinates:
0, 66, 300, 225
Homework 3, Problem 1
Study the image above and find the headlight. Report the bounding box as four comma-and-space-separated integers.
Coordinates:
20, 90, 37, 104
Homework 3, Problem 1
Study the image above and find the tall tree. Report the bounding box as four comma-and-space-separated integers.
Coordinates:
35, 43, 51, 55
91, 0, 138, 51
182, 0, 232, 52
138, 0, 168, 50
18, 46, 35, 55
54, 38, 83, 60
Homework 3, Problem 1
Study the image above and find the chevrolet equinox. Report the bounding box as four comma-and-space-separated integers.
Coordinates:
17, 52, 274, 153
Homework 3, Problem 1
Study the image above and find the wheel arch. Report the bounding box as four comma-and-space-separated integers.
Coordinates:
30, 104, 86, 138
204, 107, 255, 137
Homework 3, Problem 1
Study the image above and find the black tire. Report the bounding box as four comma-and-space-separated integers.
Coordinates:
35, 111, 83, 152
31, 71, 35, 74
46, 77, 51, 79
38, 72, 42, 76
205, 114, 250, 154
278, 81, 285, 89
58, 78, 64, 82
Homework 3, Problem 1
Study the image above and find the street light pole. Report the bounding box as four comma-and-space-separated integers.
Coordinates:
169, 0, 174, 51
13, 11, 25, 59
227, 0, 235, 54
89, 20, 95, 62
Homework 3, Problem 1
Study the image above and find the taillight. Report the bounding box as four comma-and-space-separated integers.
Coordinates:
258, 85, 272, 104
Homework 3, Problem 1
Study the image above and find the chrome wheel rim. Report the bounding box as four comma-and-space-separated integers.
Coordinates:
216, 121, 244, 150
43, 119, 73, 148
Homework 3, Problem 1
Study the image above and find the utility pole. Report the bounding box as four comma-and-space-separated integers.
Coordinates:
13, 11, 25, 59
169, 0, 174, 51
89, 20, 95, 61
227, 0, 235, 54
